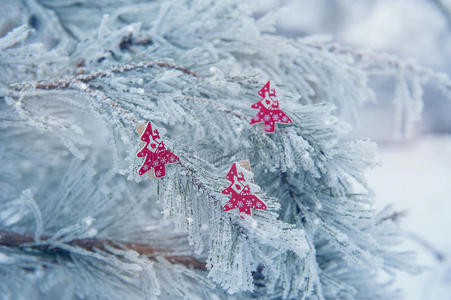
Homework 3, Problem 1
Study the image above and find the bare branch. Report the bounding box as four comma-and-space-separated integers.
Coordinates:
30, 61, 199, 90
0, 229, 207, 270
377, 210, 407, 224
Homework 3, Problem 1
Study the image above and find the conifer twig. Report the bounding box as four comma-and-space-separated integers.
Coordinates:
10, 61, 199, 91
307, 41, 451, 91
0, 229, 207, 270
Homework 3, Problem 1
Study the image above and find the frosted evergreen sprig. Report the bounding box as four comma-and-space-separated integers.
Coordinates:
155, 146, 310, 294
0, 228, 206, 270
9, 61, 199, 91
3, 46, 417, 297
0, 1, 439, 298
4, 67, 314, 296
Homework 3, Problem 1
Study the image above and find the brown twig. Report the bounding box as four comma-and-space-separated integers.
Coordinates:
0, 229, 206, 270
33, 61, 199, 90
11, 61, 250, 127
378, 210, 407, 224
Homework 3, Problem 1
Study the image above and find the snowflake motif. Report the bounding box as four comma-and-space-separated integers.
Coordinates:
153, 160, 159, 166
282, 116, 288, 122
143, 165, 149, 170
256, 202, 262, 208
263, 114, 271, 121
272, 114, 279, 120
265, 125, 271, 130
227, 202, 233, 208
161, 157, 167, 163
169, 156, 175, 162
155, 170, 162, 177
254, 116, 260, 121
237, 201, 244, 207
246, 200, 252, 206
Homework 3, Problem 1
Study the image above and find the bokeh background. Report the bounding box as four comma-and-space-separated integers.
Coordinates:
253, 0, 451, 298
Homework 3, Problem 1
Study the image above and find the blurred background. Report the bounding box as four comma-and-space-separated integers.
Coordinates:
253, 0, 451, 298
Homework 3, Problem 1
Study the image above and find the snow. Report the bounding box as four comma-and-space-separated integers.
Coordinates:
367, 135, 451, 299
0, 252, 14, 264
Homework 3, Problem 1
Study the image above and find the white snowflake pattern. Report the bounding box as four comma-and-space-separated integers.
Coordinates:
169, 156, 175, 162
161, 157, 167, 163
256, 202, 262, 208
263, 114, 271, 121
155, 170, 162, 177
246, 200, 252, 206
237, 201, 244, 207
265, 125, 271, 130
282, 116, 288, 122
272, 114, 279, 120
143, 165, 149, 170
227, 203, 233, 208
153, 160, 159, 166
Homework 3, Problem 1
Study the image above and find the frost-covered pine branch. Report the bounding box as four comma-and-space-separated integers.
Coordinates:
302, 37, 451, 138
0, 0, 441, 299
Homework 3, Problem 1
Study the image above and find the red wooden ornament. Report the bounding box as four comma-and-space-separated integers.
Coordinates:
136, 121, 179, 178
249, 81, 292, 133
222, 162, 267, 217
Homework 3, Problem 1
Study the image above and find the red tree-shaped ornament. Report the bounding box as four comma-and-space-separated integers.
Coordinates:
222, 162, 267, 216
136, 121, 179, 178
249, 81, 292, 133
